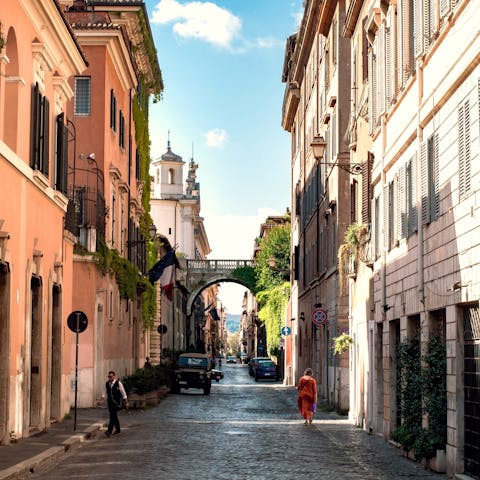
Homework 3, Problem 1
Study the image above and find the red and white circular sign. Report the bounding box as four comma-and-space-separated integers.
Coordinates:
312, 308, 328, 326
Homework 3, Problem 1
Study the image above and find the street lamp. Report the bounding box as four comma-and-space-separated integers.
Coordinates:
311, 134, 363, 175
126, 223, 157, 247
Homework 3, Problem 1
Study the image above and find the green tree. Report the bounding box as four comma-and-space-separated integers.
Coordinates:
254, 221, 291, 356
255, 223, 290, 291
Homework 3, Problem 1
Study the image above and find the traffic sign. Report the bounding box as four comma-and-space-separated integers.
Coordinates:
281, 326, 291, 336
67, 311, 88, 333
157, 324, 167, 334
312, 308, 328, 326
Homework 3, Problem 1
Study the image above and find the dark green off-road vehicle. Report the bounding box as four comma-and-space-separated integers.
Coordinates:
171, 353, 212, 395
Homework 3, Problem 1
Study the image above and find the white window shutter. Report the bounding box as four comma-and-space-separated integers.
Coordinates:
378, 24, 385, 115
386, 9, 393, 106
440, 0, 449, 17
414, 0, 424, 57
396, 0, 405, 92
383, 185, 389, 250
458, 100, 471, 199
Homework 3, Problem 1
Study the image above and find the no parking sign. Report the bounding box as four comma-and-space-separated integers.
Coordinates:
312, 308, 328, 326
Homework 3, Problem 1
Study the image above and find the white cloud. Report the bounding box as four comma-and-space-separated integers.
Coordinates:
204, 128, 227, 147
151, 0, 242, 49
205, 207, 281, 260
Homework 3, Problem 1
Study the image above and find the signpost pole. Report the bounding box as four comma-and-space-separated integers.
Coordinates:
74, 312, 80, 431
67, 311, 88, 432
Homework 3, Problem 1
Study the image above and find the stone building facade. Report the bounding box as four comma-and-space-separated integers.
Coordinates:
283, 0, 480, 477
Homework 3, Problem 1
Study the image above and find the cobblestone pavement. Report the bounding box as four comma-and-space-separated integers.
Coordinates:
31, 364, 448, 480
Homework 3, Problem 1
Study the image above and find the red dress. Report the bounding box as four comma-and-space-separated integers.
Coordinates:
297, 375, 317, 420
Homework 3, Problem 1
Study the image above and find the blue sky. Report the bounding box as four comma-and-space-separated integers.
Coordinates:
145, 0, 302, 312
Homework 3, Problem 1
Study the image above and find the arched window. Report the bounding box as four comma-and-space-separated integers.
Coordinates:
4, 27, 19, 152
168, 168, 175, 184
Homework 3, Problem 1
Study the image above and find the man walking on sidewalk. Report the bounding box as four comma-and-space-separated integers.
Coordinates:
103, 371, 128, 437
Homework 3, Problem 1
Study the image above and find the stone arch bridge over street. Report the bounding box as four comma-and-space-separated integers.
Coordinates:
185, 259, 254, 316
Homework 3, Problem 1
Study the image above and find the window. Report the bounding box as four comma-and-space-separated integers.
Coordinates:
55, 113, 68, 194
398, 156, 417, 238
110, 89, 117, 132
421, 133, 440, 224
406, 157, 417, 236
119, 110, 125, 149
458, 100, 471, 199
135, 149, 141, 181
74, 77, 91, 116
168, 168, 175, 184
30, 83, 50, 176
361, 153, 373, 224
388, 180, 396, 249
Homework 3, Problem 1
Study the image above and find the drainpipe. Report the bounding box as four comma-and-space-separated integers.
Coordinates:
416, 60, 425, 308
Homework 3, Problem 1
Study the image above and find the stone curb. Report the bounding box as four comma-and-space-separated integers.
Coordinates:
0, 422, 104, 480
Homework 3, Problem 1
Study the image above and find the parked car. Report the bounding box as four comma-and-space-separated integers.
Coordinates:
254, 360, 278, 381
248, 357, 270, 376
211, 369, 224, 382
170, 353, 212, 395
226, 355, 236, 364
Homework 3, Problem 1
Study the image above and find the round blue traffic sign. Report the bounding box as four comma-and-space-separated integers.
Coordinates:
281, 326, 291, 336
312, 308, 328, 326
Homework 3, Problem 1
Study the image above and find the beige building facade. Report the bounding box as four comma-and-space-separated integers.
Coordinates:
284, 0, 480, 477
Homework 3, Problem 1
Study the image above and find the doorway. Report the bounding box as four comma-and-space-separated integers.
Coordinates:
50, 285, 62, 421
0, 264, 10, 443
29, 277, 42, 431
464, 305, 480, 479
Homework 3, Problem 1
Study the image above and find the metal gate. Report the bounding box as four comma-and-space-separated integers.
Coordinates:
464, 305, 480, 479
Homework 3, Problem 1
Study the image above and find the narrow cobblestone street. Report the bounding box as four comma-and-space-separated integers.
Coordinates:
31, 363, 448, 480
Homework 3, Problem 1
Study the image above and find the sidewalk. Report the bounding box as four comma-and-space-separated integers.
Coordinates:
0, 408, 107, 480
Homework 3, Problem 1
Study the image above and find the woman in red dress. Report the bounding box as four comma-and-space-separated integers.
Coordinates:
297, 368, 317, 424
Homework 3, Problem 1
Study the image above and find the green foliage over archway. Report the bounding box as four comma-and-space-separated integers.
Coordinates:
253, 220, 291, 356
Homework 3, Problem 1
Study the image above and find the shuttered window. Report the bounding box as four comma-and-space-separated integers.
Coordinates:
351, 179, 358, 224
388, 180, 396, 249
55, 113, 68, 195
30, 82, 50, 177
368, 42, 378, 132
362, 153, 373, 224
458, 100, 471, 199
385, 8, 394, 106
378, 24, 386, 116
74, 77, 91, 116
110, 89, 117, 132
420, 134, 440, 224
383, 185, 389, 250
398, 165, 406, 238
374, 195, 380, 258
407, 156, 417, 236
119, 110, 125, 149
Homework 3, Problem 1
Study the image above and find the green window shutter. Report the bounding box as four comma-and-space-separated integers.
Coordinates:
420, 141, 429, 224
407, 156, 418, 235
398, 164, 406, 239
41, 96, 50, 177
431, 133, 440, 220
